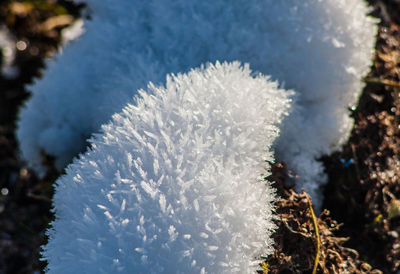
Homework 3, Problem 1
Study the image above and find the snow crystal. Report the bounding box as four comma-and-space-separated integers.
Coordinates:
43, 62, 291, 273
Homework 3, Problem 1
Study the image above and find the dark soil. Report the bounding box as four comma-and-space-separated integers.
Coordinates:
0, 1, 399, 273
265, 171, 383, 274
266, 1, 400, 273
321, 1, 400, 272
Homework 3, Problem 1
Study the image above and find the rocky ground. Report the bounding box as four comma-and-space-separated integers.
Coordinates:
0, 1, 399, 273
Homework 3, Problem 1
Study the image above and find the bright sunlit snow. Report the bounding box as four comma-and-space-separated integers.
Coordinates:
43, 62, 291, 273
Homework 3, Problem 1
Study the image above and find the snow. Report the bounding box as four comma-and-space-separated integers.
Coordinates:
0, 25, 18, 79
17, 2, 377, 208
43, 62, 291, 273
60, 19, 85, 46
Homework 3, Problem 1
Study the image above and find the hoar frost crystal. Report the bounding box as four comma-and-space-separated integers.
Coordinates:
43, 62, 291, 273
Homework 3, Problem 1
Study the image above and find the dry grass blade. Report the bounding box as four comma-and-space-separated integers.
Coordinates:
306, 193, 320, 274
363, 77, 400, 88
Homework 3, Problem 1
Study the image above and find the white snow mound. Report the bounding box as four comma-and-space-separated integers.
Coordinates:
17, 0, 377, 208
43, 62, 291, 273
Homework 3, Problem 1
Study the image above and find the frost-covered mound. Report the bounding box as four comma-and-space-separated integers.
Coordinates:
43, 62, 291, 273
18, 0, 377, 206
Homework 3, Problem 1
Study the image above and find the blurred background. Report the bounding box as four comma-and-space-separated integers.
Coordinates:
0, 1, 81, 272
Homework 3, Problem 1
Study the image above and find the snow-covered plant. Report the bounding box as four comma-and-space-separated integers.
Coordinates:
60, 19, 85, 47
0, 25, 18, 79
17, 0, 377, 207
43, 62, 291, 273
